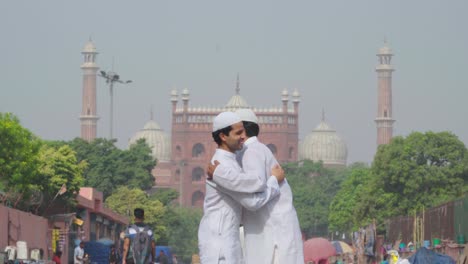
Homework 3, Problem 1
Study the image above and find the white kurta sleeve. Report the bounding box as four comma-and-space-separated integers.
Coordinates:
218, 176, 280, 211
212, 148, 268, 193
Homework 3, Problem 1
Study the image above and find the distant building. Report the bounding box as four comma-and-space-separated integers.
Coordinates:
130, 77, 300, 207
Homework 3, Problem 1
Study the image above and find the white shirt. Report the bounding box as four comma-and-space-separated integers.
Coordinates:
198, 148, 280, 264
74, 246, 84, 264
213, 136, 304, 264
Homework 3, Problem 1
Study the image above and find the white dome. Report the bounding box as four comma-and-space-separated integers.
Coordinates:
299, 120, 348, 166
225, 94, 249, 110
129, 120, 171, 162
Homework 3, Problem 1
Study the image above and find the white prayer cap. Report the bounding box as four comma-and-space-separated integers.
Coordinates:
235, 108, 258, 124
212, 111, 242, 132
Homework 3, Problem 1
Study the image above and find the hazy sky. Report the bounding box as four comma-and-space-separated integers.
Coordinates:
1, 0, 467, 163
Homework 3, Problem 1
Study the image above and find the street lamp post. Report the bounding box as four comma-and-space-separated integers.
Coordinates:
99, 70, 132, 139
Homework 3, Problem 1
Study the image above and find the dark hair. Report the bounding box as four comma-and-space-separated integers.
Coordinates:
243, 121, 259, 137
134, 208, 144, 219
212, 126, 233, 146
55, 251, 62, 257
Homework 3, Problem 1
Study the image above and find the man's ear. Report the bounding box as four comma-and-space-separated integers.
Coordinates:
219, 132, 228, 142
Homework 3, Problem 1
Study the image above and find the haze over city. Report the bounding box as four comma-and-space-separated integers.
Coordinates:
1, 0, 467, 163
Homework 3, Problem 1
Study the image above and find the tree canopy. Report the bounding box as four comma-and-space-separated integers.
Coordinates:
161, 206, 202, 263
330, 131, 468, 233
328, 163, 371, 232
284, 160, 347, 238
0, 113, 41, 197
105, 186, 166, 241
35, 144, 86, 214
365, 132, 468, 229
0, 113, 85, 212
51, 138, 156, 197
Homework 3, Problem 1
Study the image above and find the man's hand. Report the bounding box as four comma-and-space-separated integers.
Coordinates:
271, 164, 285, 183
206, 160, 220, 180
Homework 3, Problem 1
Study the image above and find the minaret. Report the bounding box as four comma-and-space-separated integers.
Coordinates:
375, 40, 395, 146
80, 39, 99, 141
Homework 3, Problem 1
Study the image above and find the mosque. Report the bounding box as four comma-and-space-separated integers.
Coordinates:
79, 40, 395, 207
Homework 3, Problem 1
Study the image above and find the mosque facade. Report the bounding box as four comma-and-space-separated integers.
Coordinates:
132, 77, 300, 207
81, 40, 397, 208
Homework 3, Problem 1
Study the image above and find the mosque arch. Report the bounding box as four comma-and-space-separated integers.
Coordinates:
289, 147, 294, 159
191, 167, 204, 182
191, 191, 204, 207
267, 144, 277, 155
175, 168, 181, 181
192, 143, 205, 158
175, 145, 182, 158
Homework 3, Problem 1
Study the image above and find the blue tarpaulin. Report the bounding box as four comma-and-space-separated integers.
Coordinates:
408, 247, 455, 264
84, 241, 111, 264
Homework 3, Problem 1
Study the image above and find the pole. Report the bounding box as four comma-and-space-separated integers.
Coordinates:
110, 81, 114, 139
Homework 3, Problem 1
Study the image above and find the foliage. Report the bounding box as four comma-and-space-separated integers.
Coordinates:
105, 186, 166, 241
328, 163, 371, 232
161, 206, 202, 263
0, 113, 42, 204
35, 144, 86, 214
150, 188, 179, 206
51, 138, 156, 197
358, 131, 468, 232
284, 160, 347, 238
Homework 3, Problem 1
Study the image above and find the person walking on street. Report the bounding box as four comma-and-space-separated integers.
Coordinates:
74, 242, 85, 264
155, 250, 168, 264
122, 208, 156, 264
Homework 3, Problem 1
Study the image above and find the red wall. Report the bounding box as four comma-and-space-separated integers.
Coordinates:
0, 205, 50, 260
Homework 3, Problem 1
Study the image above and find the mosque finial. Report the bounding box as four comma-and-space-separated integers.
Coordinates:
236, 73, 240, 95
150, 105, 154, 120
321, 108, 326, 122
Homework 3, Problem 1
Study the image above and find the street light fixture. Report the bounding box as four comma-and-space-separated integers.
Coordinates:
99, 70, 132, 140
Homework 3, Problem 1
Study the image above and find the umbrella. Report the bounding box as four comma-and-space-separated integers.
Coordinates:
331, 241, 354, 255
304, 237, 337, 263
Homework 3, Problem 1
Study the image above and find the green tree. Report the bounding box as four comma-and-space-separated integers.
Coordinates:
284, 160, 347, 238
35, 144, 86, 214
52, 138, 156, 197
328, 163, 371, 232
150, 188, 179, 206
0, 113, 41, 205
358, 131, 468, 232
163, 206, 202, 263
105, 186, 166, 241
116, 139, 156, 190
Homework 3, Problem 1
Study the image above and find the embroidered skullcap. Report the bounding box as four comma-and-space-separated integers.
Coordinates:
212, 111, 242, 132
235, 108, 258, 124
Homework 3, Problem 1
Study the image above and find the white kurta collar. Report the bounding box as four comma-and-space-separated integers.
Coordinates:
216, 148, 237, 159
244, 136, 258, 146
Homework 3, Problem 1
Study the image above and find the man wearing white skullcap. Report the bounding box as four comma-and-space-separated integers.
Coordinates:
207, 109, 304, 264
198, 111, 285, 264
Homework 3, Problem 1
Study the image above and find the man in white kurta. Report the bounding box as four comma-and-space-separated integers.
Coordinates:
198, 112, 285, 264
209, 109, 304, 264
